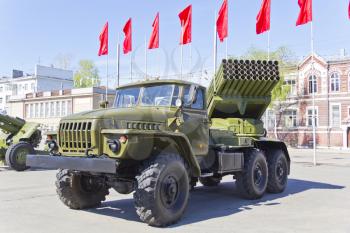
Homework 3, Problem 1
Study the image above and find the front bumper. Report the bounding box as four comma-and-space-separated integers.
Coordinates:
26, 154, 117, 174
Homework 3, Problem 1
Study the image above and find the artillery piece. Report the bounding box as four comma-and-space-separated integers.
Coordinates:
0, 113, 41, 171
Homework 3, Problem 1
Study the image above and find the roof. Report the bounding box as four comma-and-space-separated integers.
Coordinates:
117, 79, 205, 89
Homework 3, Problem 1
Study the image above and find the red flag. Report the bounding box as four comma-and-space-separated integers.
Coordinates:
256, 0, 271, 34
348, 0, 350, 19
178, 5, 192, 45
216, 0, 228, 42
98, 22, 108, 56
296, 0, 312, 26
148, 13, 159, 49
123, 18, 132, 54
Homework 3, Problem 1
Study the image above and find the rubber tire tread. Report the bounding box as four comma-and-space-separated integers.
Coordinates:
134, 153, 189, 227
55, 169, 109, 209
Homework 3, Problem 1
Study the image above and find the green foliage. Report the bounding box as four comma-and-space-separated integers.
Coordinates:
74, 60, 100, 88
241, 46, 297, 104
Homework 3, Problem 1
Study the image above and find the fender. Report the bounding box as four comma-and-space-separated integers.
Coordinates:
101, 129, 201, 177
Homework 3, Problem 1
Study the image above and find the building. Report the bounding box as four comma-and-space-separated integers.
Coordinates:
265, 52, 350, 149
0, 65, 73, 113
7, 87, 115, 133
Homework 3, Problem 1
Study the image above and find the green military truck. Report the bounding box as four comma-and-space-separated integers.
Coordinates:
27, 59, 290, 227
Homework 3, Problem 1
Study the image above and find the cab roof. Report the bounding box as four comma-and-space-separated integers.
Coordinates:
116, 79, 205, 90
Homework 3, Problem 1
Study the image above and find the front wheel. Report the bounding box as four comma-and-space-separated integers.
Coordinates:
5, 142, 34, 171
134, 153, 189, 227
236, 149, 268, 199
55, 169, 109, 209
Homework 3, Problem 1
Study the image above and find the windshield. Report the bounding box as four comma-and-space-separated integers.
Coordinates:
114, 84, 179, 108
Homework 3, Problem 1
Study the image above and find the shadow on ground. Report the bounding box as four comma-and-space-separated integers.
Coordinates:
87, 178, 345, 227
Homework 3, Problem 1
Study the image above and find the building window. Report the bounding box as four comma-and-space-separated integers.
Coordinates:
308, 75, 317, 94
0, 98, 2, 104
284, 109, 297, 128
35, 103, 39, 118
5, 84, 11, 91
307, 108, 318, 127
331, 104, 341, 127
50, 102, 55, 117
29, 104, 34, 118
40, 103, 44, 118
25, 104, 29, 118
56, 101, 60, 116
330, 73, 340, 92
5, 95, 10, 102
0, 86, 3, 92
61, 101, 66, 116
45, 102, 49, 117
24, 84, 28, 91
67, 100, 72, 115
284, 79, 297, 96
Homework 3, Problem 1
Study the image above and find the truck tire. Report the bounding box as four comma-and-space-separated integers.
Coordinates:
199, 177, 221, 187
236, 149, 268, 199
5, 142, 34, 171
55, 169, 109, 209
267, 150, 288, 193
134, 153, 189, 227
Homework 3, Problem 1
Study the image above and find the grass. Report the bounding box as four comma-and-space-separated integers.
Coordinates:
0, 159, 4, 166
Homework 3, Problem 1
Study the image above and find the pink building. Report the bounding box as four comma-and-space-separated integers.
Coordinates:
265, 53, 350, 149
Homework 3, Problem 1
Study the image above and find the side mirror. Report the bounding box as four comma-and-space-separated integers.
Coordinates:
99, 100, 109, 109
184, 85, 198, 107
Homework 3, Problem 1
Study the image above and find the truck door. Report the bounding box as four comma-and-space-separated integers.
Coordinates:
179, 85, 209, 156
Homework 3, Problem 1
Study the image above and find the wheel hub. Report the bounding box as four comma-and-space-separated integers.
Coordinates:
15, 148, 28, 164
161, 175, 179, 208
254, 164, 263, 185
276, 161, 285, 182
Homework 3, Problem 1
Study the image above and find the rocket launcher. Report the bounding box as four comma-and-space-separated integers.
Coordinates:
207, 59, 280, 120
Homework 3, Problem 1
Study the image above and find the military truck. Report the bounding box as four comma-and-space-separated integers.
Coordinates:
27, 59, 290, 227
0, 113, 41, 171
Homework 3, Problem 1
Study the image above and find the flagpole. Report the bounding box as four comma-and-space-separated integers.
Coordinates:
190, 43, 192, 76
180, 23, 185, 80
144, 35, 148, 79
267, 30, 270, 61
105, 53, 109, 102
311, 21, 316, 166
213, 9, 218, 93
130, 53, 133, 81
117, 34, 120, 87
225, 39, 228, 60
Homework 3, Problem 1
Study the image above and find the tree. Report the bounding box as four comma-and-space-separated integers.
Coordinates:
74, 60, 100, 88
241, 46, 298, 138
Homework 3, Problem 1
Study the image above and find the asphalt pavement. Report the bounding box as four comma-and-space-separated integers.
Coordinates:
0, 149, 349, 233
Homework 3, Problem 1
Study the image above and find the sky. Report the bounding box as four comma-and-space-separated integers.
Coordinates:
0, 0, 350, 86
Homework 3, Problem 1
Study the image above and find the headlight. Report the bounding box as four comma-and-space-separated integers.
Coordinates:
108, 140, 121, 153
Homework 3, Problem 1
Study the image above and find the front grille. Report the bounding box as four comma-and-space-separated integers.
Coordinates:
58, 121, 93, 153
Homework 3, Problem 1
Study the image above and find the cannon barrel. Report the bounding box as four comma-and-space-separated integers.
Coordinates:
207, 59, 280, 119
0, 114, 26, 134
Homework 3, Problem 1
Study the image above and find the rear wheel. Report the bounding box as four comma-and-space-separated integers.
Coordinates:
55, 169, 109, 209
199, 176, 221, 187
267, 150, 288, 193
236, 149, 268, 199
134, 153, 189, 227
5, 142, 34, 171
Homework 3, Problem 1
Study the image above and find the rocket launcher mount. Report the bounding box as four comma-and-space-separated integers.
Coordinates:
207, 59, 280, 120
